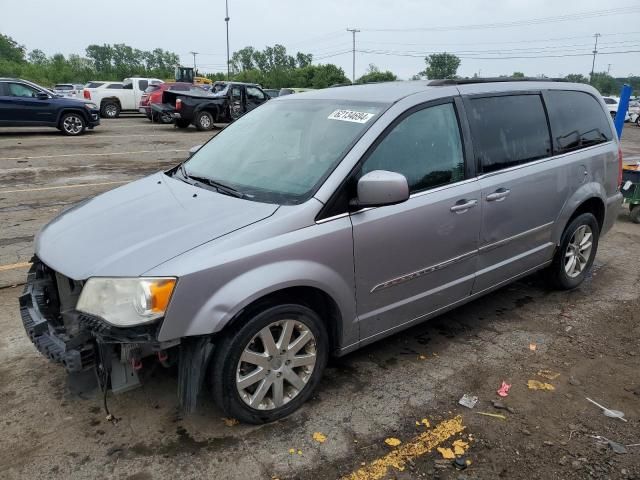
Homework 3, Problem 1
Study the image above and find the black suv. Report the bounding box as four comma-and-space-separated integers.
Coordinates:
154, 81, 268, 131
0, 78, 100, 135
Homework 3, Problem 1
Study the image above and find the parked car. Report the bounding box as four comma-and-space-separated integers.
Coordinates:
0, 77, 100, 135
52, 83, 85, 98
602, 96, 631, 122
264, 88, 280, 98
279, 87, 315, 96
22, 80, 622, 423
83, 77, 163, 118
139, 82, 205, 123
628, 100, 640, 126
154, 81, 268, 130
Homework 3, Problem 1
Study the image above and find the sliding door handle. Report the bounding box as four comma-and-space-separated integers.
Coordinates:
486, 188, 511, 202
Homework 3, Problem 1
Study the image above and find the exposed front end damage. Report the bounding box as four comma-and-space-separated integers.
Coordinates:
19, 259, 210, 411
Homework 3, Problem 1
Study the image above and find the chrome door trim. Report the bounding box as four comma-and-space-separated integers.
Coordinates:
479, 221, 554, 253
370, 250, 477, 293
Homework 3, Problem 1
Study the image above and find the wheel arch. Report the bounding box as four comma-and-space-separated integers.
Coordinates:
56, 108, 89, 127
100, 96, 121, 107
553, 183, 606, 245
195, 103, 221, 121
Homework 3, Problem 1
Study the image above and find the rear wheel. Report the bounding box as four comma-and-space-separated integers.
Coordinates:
630, 204, 640, 224
211, 304, 328, 424
195, 111, 214, 131
546, 213, 599, 290
59, 112, 86, 136
175, 119, 191, 129
101, 102, 120, 119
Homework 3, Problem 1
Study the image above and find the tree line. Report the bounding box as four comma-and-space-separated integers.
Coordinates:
1, 33, 637, 95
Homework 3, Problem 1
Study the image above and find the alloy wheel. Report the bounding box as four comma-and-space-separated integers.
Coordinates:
63, 115, 83, 135
564, 224, 593, 278
105, 105, 117, 117
236, 319, 317, 410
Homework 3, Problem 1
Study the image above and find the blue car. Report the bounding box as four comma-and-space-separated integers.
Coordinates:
0, 78, 100, 135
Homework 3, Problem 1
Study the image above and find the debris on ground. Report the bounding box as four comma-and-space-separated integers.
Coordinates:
591, 436, 628, 454
222, 417, 239, 427
384, 437, 401, 447
529, 343, 537, 351
537, 369, 561, 380
491, 400, 516, 414
452, 439, 469, 455
497, 381, 511, 397
586, 397, 627, 422
458, 394, 478, 409
437, 447, 456, 459
312, 432, 327, 443
453, 456, 471, 470
476, 412, 506, 420
527, 380, 555, 391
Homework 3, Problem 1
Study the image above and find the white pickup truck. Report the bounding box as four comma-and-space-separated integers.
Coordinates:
83, 77, 163, 118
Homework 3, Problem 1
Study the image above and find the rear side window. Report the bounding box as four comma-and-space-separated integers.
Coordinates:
86, 82, 104, 88
107, 84, 123, 89
467, 94, 551, 174
138, 80, 148, 91
545, 90, 613, 154
603, 97, 617, 105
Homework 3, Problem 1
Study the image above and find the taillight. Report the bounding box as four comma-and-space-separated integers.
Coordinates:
618, 146, 623, 188
84, 90, 90, 99
176, 98, 182, 111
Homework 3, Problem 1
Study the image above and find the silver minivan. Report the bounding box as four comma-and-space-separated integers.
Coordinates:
21, 80, 623, 423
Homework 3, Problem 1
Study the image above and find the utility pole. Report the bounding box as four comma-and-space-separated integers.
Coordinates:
225, 0, 231, 80
189, 51, 198, 70
590, 33, 601, 83
607, 63, 612, 74
346, 28, 360, 83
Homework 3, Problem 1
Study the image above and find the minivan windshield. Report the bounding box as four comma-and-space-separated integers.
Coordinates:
182, 99, 386, 204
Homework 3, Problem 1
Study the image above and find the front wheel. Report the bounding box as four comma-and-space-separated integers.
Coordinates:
59, 112, 86, 136
211, 304, 328, 424
546, 213, 600, 290
630, 204, 640, 224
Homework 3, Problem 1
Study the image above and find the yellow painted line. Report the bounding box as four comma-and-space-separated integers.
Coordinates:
0, 149, 187, 161
0, 261, 32, 272
342, 415, 466, 480
0, 180, 129, 194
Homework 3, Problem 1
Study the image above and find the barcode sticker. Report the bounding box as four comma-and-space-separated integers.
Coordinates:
328, 109, 375, 123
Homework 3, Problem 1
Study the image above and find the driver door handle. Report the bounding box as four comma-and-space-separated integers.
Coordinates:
486, 188, 511, 202
450, 199, 478, 213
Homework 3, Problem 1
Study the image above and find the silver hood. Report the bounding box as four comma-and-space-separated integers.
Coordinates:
35, 172, 278, 279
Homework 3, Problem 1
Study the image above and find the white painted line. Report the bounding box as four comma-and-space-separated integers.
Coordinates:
0, 149, 187, 161
0, 180, 129, 194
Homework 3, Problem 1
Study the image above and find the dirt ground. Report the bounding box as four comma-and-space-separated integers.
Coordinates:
1, 118, 639, 480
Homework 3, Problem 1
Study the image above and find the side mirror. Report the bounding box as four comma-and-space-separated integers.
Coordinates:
36, 92, 49, 100
188, 144, 202, 158
352, 170, 409, 209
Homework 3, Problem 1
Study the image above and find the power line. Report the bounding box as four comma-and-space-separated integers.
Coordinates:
346, 28, 360, 83
361, 6, 640, 32
355, 48, 640, 60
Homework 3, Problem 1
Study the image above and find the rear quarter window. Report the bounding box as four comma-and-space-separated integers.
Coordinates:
467, 94, 551, 174
107, 84, 123, 89
545, 90, 613, 154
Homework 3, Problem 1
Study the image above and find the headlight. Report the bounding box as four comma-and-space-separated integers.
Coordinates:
84, 103, 98, 110
77, 277, 176, 327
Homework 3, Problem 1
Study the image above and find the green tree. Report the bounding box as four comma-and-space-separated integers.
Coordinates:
27, 49, 47, 65
512, 71, 525, 78
591, 72, 618, 95
420, 53, 460, 79
356, 64, 397, 84
565, 73, 588, 83
0, 34, 26, 63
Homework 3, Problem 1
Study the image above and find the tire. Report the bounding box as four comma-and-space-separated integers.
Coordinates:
175, 119, 191, 129
636, 117, 640, 127
100, 102, 120, 119
210, 304, 328, 424
151, 112, 173, 124
59, 112, 86, 136
195, 111, 214, 131
630, 204, 640, 224
546, 212, 600, 290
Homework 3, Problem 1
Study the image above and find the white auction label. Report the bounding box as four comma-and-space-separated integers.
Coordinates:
328, 109, 375, 123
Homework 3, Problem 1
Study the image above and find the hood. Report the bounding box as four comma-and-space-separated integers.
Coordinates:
35, 172, 278, 279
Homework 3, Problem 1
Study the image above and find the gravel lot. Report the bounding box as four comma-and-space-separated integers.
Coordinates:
1, 118, 639, 480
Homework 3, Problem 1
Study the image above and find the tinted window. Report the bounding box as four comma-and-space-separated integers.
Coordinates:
361, 103, 465, 193
107, 83, 123, 89
138, 80, 148, 91
468, 95, 551, 173
545, 90, 613, 153
603, 97, 617, 105
246, 86, 265, 101
7, 83, 39, 98
145, 85, 161, 93
54, 84, 73, 90
86, 82, 104, 88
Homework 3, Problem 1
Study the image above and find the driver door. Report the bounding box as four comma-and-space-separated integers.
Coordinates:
351, 99, 481, 342
245, 86, 267, 113
5, 82, 53, 123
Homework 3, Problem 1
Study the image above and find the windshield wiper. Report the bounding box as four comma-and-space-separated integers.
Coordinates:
186, 174, 248, 199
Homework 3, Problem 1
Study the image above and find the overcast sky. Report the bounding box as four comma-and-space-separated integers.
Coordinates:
1, 0, 639, 80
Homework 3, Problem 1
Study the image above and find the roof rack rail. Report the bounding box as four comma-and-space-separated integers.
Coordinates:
427, 77, 567, 86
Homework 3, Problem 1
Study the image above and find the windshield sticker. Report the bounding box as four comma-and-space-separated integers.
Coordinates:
328, 109, 376, 123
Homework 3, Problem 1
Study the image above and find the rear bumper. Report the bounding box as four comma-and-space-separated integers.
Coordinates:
602, 192, 623, 236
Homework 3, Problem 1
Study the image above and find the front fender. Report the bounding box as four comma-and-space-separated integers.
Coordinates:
552, 181, 606, 245
158, 260, 356, 343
